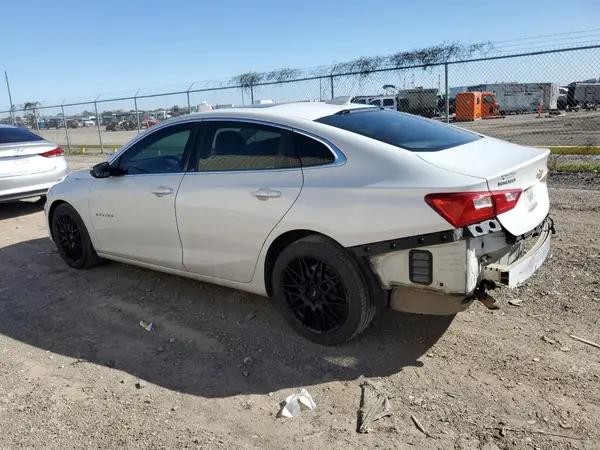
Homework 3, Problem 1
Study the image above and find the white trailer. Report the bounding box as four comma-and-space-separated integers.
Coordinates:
467, 83, 559, 113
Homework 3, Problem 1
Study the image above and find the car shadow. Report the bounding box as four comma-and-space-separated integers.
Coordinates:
0, 237, 454, 399
0, 199, 45, 220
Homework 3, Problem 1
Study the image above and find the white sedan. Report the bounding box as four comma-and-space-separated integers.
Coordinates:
45, 98, 553, 345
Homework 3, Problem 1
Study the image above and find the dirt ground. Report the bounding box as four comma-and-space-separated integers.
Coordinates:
0, 161, 599, 449
38, 111, 600, 151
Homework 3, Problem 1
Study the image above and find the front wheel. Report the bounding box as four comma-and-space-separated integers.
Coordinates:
51, 203, 103, 269
272, 235, 376, 346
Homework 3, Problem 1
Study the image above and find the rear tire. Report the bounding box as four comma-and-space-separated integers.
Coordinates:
51, 203, 103, 270
272, 235, 376, 346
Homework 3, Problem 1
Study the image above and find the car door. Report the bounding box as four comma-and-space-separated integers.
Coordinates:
89, 121, 199, 269
176, 119, 303, 282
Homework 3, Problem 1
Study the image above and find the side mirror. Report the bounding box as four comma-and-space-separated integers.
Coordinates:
90, 162, 111, 179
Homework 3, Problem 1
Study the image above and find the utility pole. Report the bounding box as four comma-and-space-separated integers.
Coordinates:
4, 71, 15, 125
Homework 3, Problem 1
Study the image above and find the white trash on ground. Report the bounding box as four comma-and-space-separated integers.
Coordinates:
277, 389, 316, 418
140, 320, 155, 334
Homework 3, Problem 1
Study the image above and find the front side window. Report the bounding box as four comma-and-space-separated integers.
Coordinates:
115, 123, 195, 175
316, 108, 481, 152
197, 121, 299, 171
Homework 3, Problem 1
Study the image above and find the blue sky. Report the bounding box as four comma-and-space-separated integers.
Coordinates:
2, 0, 600, 114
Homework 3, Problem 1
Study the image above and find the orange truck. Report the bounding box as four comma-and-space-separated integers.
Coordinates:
455, 91, 500, 121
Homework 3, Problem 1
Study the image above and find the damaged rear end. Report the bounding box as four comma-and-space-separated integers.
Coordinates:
365, 138, 554, 315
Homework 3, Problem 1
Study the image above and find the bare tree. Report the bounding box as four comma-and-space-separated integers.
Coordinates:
23, 101, 41, 132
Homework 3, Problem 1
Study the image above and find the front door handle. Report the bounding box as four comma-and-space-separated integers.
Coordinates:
152, 186, 173, 197
250, 189, 282, 200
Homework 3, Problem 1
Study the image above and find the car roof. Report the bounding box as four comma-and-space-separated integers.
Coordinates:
171, 100, 374, 123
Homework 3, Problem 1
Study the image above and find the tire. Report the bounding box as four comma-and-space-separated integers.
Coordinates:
51, 203, 103, 270
272, 235, 376, 346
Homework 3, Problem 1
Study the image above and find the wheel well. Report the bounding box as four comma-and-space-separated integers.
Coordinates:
47, 200, 67, 240
264, 229, 390, 309
264, 229, 324, 297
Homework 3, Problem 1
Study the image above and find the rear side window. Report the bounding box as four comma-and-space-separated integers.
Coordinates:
315, 109, 481, 152
0, 127, 44, 144
197, 121, 300, 171
383, 98, 395, 107
294, 133, 335, 167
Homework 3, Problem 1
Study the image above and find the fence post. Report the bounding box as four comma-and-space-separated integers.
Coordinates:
187, 82, 194, 114
250, 85, 254, 105
444, 63, 449, 123
330, 75, 334, 99
61, 104, 71, 154
94, 98, 104, 153
33, 107, 40, 134
134, 90, 141, 133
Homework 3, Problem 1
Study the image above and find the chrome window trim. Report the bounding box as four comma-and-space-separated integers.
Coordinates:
109, 116, 347, 177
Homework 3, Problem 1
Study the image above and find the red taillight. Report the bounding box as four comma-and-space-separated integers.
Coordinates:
425, 189, 522, 228
40, 147, 64, 158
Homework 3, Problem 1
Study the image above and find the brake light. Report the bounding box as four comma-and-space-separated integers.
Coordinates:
425, 189, 522, 228
40, 147, 64, 157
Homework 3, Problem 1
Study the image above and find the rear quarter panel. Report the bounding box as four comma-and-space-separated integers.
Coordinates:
271, 127, 490, 247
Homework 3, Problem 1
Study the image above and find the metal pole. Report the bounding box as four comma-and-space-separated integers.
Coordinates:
33, 107, 40, 134
4, 71, 15, 125
319, 77, 322, 100
94, 100, 104, 153
186, 82, 194, 114
134, 96, 141, 133
61, 105, 71, 153
444, 63, 449, 123
330, 75, 334, 99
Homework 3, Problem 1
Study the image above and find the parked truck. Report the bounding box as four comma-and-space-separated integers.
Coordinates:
466, 83, 559, 114
352, 87, 439, 118
567, 82, 600, 108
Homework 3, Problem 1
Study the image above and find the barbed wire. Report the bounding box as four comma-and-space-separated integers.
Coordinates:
2, 35, 600, 112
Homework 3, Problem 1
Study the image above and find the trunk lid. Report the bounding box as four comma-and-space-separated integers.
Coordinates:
416, 137, 550, 236
0, 141, 60, 178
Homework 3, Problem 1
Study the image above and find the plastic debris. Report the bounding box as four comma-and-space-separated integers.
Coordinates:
508, 298, 524, 307
277, 389, 316, 419
357, 379, 393, 433
140, 320, 155, 334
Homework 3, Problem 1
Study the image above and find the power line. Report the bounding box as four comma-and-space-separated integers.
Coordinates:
492, 34, 600, 50
492, 28, 600, 45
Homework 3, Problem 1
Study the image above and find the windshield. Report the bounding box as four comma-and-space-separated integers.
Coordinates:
315, 109, 481, 152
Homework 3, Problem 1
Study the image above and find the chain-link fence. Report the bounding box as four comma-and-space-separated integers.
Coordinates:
2, 45, 599, 155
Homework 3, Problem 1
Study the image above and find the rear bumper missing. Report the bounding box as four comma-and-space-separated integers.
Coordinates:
358, 217, 553, 315
482, 221, 552, 288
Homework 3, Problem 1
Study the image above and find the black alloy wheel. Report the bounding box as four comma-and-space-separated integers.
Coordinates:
51, 203, 103, 270
282, 255, 349, 335
55, 213, 83, 264
273, 235, 377, 346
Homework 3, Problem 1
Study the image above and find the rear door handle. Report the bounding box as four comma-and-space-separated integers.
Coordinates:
152, 186, 173, 197
250, 189, 281, 200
